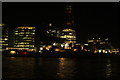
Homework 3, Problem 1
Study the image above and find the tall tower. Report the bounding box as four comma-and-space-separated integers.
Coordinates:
60, 3, 76, 49
64, 3, 74, 28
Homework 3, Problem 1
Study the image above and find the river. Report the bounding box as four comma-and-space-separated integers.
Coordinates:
2, 56, 120, 80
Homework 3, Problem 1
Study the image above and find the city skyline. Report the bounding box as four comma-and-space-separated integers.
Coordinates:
2, 2, 120, 80
2, 2, 119, 48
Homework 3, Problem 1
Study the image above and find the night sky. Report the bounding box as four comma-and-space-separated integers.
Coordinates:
2, 2, 120, 48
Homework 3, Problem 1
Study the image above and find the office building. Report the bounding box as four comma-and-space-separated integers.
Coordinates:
0, 24, 9, 51
84, 37, 113, 53
13, 26, 35, 51
60, 29, 76, 49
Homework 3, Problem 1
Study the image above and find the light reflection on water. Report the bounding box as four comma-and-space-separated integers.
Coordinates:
57, 58, 76, 80
9, 57, 16, 60
105, 59, 112, 78
2, 56, 120, 80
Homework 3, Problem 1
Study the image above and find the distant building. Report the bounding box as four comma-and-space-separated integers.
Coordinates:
60, 29, 76, 49
47, 27, 61, 38
61, 3, 76, 49
84, 37, 113, 53
1, 27, 9, 50
0, 24, 14, 51
46, 3, 77, 49
46, 23, 65, 48
12, 26, 35, 51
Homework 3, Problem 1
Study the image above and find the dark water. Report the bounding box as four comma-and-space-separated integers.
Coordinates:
2, 56, 120, 80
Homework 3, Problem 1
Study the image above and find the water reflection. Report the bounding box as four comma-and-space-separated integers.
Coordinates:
3, 57, 120, 80
9, 57, 16, 60
105, 59, 112, 78
33, 58, 42, 79
57, 58, 76, 80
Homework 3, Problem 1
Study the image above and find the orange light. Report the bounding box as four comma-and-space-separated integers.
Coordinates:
17, 27, 35, 29
55, 49, 60, 51
73, 49, 77, 51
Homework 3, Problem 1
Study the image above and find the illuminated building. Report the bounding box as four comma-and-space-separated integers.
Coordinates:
0, 24, 9, 51
13, 26, 35, 51
46, 23, 61, 38
46, 23, 60, 38
61, 3, 76, 49
0, 24, 15, 51
84, 37, 113, 53
46, 4, 77, 49
46, 23, 64, 47
60, 29, 76, 49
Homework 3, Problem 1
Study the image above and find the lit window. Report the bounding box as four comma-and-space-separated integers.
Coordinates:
60, 35, 76, 39
32, 33, 35, 34
26, 32, 30, 34
4, 38, 8, 40
98, 50, 102, 53
10, 51, 16, 54
88, 40, 94, 42
47, 31, 49, 33
15, 33, 18, 35
20, 32, 24, 34
69, 33, 72, 35
57, 31, 60, 33
49, 23, 52, 26
52, 30, 56, 32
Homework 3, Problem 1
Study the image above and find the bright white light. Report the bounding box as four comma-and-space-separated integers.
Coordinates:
84, 44, 88, 46
69, 33, 72, 35
49, 23, 52, 26
105, 51, 108, 53
81, 46, 84, 50
39, 50, 42, 53
103, 50, 106, 53
4, 38, 8, 40
40, 47, 43, 50
53, 43, 56, 46
98, 50, 102, 53
61, 44, 64, 48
